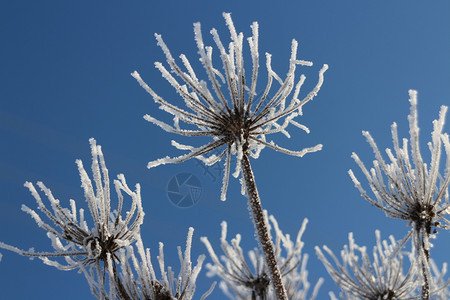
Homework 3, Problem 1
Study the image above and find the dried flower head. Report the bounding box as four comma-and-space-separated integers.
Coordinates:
132, 12, 328, 201
316, 231, 419, 300
349, 90, 449, 239
0, 138, 144, 299
201, 213, 322, 300
109, 227, 215, 300
348, 90, 449, 298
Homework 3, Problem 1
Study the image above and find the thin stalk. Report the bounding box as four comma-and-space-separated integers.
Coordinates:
420, 237, 430, 300
241, 150, 288, 300
415, 223, 431, 300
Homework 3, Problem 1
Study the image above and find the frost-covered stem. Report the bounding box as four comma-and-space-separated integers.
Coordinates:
241, 148, 288, 300
421, 246, 430, 300
418, 227, 430, 300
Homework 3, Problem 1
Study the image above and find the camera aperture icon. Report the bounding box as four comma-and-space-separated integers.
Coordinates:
167, 173, 202, 208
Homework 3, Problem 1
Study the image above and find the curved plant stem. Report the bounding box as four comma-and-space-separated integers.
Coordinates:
241, 150, 288, 300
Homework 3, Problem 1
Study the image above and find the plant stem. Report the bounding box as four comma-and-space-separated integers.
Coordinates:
241, 151, 288, 300
420, 238, 430, 300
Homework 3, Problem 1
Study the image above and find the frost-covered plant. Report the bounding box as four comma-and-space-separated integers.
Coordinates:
0, 138, 144, 299
316, 231, 419, 300
107, 227, 215, 300
201, 213, 323, 300
132, 12, 327, 299
348, 90, 450, 299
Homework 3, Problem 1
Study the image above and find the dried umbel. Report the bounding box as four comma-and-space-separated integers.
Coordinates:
201, 213, 323, 300
132, 12, 327, 202
348, 90, 449, 299
108, 227, 215, 300
0, 138, 144, 299
316, 231, 419, 300
132, 12, 327, 299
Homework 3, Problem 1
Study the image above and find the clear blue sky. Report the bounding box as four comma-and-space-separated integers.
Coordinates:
0, 1, 449, 299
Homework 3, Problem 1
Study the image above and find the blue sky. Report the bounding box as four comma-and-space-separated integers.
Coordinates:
0, 1, 449, 299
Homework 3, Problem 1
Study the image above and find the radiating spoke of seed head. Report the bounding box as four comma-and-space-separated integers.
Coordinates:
132, 12, 328, 201
0, 138, 144, 299
201, 212, 323, 300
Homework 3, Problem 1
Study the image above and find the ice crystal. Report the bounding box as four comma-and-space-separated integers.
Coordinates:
132, 12, 327, 201
201, 213, 322, 299
316, 231, 419, 300
0, 138, 144, 299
